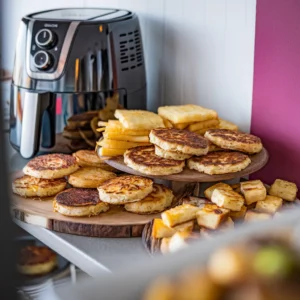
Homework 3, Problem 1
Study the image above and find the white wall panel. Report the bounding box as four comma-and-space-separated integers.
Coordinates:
1, 0, 256, 131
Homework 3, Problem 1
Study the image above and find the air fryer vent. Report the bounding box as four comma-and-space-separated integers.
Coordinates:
119, 29, 144, 71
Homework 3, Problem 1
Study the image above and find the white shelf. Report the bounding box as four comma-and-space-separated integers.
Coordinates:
8, 141, 150, 277
15, 219, 150, 277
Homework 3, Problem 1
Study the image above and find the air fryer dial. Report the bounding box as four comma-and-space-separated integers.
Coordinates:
35, 29, 57, 49
33, 50, 53, 70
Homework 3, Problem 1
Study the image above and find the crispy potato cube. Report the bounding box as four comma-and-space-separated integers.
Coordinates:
161, 204, 200, 228
115, 109, 165, 130
240, 180, 267, 205
160, 238, 171, 254
204, 183, 233, 200
151, 219, 194, 239
158, 104, 218, 124
268, 179, 298, 201
244, 210, 272, 222
218, 217, 234, 231
229, 205, 247, 221
211, 188, 244, 211
168, 231, 192, 253
255, 195, 283, 214
196, 204, 230, 229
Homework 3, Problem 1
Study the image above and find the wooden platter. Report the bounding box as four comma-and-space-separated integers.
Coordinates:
105, 147, 269, 182
11, 172, 196, 238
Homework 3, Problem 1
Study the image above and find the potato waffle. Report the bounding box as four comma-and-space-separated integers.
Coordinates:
115, 109, 165, 130
158, 105, 218, 124
124, 184, 174, 214
97, 175, 153, 204
150, 128, 209, 156
124, 145, 185, 175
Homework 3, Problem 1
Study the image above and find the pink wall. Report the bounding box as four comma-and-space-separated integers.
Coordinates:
251, 0, 300, 193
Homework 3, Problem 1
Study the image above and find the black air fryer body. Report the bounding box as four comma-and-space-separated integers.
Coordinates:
10, 8, 146, 158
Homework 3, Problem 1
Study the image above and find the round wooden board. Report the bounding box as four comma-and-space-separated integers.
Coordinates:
11, 172, 195, 238
105, 148, 269, 182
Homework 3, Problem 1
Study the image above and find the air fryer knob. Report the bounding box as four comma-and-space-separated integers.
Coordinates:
33, 50, 53, 70
35, 28, 57, 49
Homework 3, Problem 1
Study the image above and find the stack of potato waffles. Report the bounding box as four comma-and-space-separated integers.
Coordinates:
96, 105, 240, 157
158, 104, 238, 135
96, 109, 165, 157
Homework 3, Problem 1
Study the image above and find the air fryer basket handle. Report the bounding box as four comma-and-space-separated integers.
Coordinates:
20, 92, 50, 158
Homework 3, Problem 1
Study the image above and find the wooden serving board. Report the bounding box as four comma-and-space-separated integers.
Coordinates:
105, 148, 269, 182
11, 173, 196, 238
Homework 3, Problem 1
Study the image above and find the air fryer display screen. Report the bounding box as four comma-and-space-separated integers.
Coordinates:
32, 8, 116, 20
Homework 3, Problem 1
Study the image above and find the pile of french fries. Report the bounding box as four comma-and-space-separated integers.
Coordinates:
96, 120, 151, 156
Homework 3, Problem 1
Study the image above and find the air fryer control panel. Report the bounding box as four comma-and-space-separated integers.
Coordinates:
29, 22, 70, 72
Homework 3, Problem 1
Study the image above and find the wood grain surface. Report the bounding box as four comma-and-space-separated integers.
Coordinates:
105, 148, 269, 182
11, 173, 196, 238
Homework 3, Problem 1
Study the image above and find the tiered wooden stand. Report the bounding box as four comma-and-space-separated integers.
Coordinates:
108, 148, 269, 251
11, 148, 268, 239
11, 174, 195, 238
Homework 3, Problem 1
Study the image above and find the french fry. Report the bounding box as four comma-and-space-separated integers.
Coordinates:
151, 219, 194, 239
98, 147, 125, 157
97, 139, 149, 149
103, 132, 150, 143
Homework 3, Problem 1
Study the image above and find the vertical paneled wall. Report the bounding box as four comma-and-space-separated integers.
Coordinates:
0, 0, 256, 131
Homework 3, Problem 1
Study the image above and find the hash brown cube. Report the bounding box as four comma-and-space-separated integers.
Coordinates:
268, 179, 298, 201
240, 180, 267, 205
255, 195, 283, 214
211, 188, 244, 211
168, 231, 192, 253
244, 210, 272, 222
160, 238, 171, 254
161, 204, 200, 228
151, 219, 194, 239
229, 205, 247, 221
204, 183, 233, 200
196, 204, 230, 230
218, 217, 234, 232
